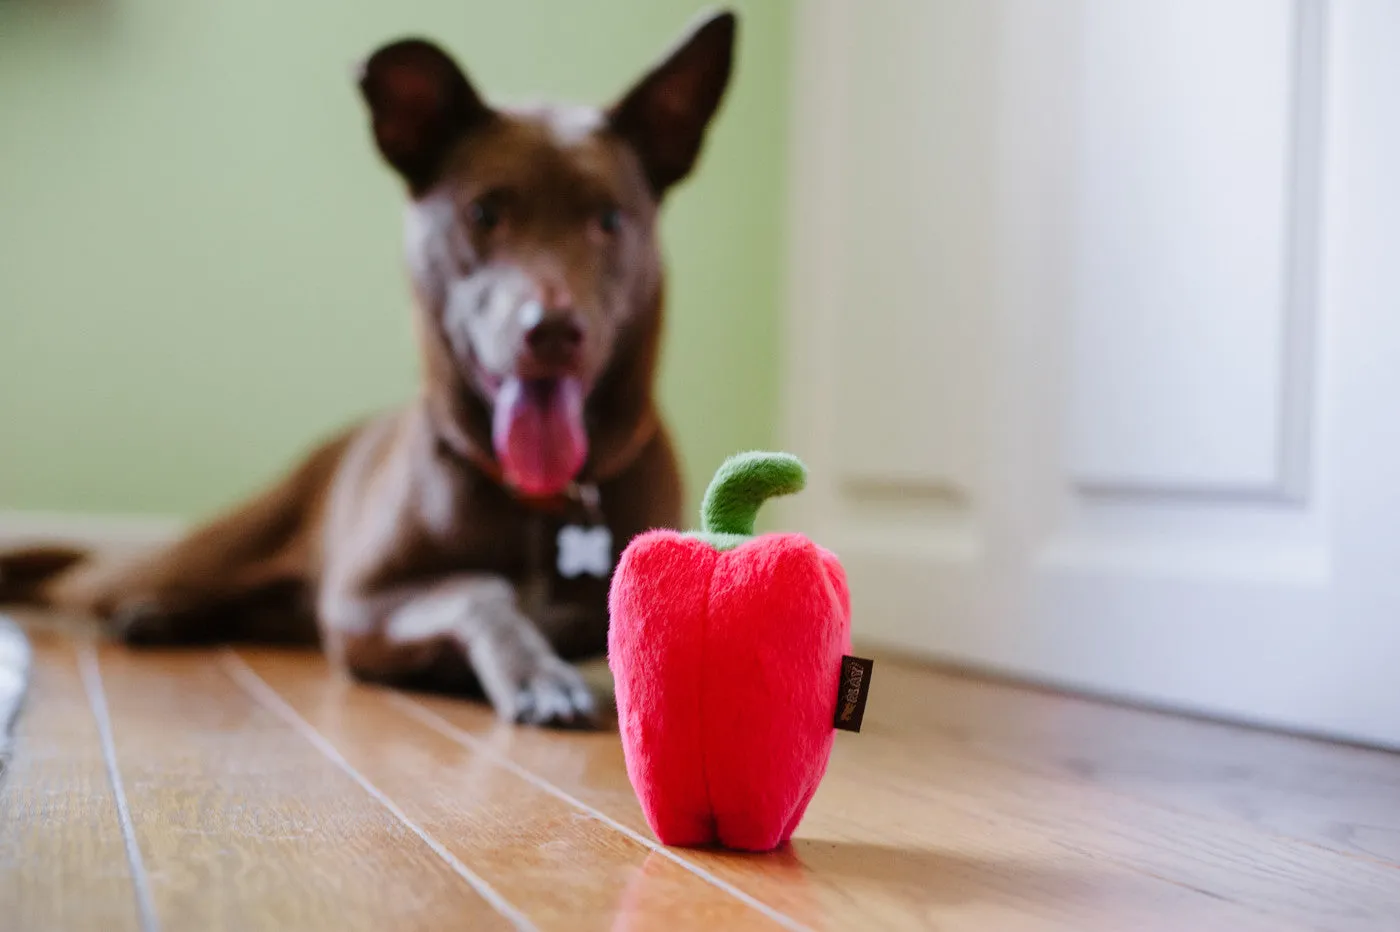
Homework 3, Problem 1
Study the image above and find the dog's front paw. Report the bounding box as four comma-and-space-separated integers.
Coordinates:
465, 604, 601, 729
511, 656, 598, 729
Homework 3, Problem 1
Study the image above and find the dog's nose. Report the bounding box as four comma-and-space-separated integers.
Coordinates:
525, 311, 584, 367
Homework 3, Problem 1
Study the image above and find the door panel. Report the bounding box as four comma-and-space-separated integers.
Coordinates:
1068, 1, 1301, 494
781, 0, 1400, 747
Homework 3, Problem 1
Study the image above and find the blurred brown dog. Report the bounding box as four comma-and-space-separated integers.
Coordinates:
0, 10, 738, 728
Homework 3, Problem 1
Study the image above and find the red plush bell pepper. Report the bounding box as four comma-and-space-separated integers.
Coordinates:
607, 451, 852, 851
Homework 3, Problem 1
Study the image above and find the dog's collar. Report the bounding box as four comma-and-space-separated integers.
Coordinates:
441, 439, 610, 520
445, 442, 576, 514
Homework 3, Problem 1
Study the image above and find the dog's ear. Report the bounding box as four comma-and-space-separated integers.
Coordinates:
608, 10, 737, 196
357, 38, 493, 195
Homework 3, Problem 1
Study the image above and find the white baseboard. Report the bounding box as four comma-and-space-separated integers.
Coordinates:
0, 511, 185, 548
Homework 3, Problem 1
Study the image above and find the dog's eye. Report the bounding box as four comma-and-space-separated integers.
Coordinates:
597, 207, 623, 236
467, 197, 503, 234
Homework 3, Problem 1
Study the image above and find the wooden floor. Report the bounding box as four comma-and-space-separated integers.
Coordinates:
3, 618, 1399, 931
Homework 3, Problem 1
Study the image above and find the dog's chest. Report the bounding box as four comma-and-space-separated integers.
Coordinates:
516, 503, 615, 618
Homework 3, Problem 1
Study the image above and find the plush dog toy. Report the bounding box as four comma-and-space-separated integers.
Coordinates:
608, 451, 863, 851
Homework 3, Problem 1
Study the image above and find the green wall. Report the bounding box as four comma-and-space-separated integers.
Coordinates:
0, 0, 790, 520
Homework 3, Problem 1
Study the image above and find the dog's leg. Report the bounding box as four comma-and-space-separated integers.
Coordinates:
41, 432, 350, 646
323, 575, 598, 728
46, 514, 316, 647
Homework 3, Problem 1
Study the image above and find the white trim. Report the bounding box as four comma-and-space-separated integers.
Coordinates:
0, 511, 184, 548
772, 0, 853, 534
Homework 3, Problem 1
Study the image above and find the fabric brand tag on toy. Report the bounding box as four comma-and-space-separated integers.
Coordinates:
834, 655, 874, 732
556, 483, 613, 579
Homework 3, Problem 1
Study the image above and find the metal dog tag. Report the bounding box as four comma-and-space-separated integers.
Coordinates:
557, 525, 613, 578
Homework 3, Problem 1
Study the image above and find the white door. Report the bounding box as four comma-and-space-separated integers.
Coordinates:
778, 0, 1400, 748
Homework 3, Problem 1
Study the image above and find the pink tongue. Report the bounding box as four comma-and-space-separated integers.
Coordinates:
491, 377, 588, 497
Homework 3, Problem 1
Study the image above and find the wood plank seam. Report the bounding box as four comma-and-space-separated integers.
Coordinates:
382, 691, 816, 932
78, 642, 160, 932
219, 653, 539, 932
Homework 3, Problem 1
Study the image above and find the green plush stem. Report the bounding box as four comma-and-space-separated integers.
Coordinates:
698, 451, 807, 539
